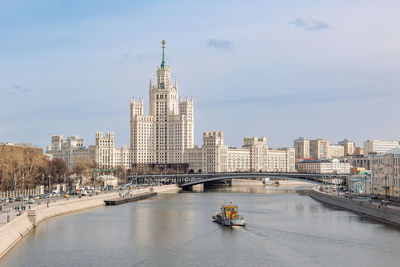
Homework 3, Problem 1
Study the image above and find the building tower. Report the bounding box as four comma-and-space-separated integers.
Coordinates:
130, 40, 194, 166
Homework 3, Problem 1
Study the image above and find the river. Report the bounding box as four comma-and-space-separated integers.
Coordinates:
1, 189, 400, 266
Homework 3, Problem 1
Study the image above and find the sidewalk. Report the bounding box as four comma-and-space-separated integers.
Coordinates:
322, 189, 400, 213
0, 210, 19, 225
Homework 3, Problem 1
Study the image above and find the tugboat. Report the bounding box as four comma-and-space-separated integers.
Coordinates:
212, 203, 246, 227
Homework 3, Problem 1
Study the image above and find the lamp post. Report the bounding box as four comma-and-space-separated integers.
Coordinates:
48, 174, 51, 206
13, 172, 16, 197
21, 174, 24, 211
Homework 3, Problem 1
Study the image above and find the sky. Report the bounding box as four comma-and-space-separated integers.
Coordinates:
1, 0, 400, 149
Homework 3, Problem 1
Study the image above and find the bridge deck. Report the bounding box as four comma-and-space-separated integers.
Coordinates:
127, 172, 348, 188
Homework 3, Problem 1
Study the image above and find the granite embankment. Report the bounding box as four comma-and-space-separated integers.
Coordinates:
310, 188, 400, 226
0, 184, 180, 258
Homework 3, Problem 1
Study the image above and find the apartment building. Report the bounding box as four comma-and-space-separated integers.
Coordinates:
364, 140, 400, 155
371, 148, 400, 199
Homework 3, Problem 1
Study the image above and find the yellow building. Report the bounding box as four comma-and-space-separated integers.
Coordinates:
310, 139, 330, 159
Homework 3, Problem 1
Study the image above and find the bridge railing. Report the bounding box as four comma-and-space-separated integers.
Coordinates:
126, 172, 349, 186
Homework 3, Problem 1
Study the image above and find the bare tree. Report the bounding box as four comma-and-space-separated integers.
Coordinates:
0, 144, 47, 191
72, 155, 95, 177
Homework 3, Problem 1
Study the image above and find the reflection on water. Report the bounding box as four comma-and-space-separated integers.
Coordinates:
204, 183, 314, 193
2, 191, 400, 267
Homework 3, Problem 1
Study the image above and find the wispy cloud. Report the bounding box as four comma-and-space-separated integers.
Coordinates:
207, 39, 233, 50
289, 18, 330, 31
199, 89, 400, 109
3, 85, 32, 96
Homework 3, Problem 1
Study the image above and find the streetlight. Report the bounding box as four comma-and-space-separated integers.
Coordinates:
47, 174, 51, 207
21, 174, 24, 211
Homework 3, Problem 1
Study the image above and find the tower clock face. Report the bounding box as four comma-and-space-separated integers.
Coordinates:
162, 40, 166, 46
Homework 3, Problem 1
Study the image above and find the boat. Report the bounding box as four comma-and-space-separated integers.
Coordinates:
212, 204, 246, 227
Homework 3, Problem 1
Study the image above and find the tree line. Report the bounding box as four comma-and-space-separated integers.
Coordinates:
0, 144, 98, 191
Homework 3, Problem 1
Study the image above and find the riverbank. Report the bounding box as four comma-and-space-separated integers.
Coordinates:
0, 184, 180, 259
310, 187, 400, 226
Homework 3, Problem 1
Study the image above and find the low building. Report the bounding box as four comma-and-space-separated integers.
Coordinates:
371, 148, 400, 199
349, 172, 371, 194
344, 155, 371, 170
297, 158, 350, 174
99, 175, 118, 188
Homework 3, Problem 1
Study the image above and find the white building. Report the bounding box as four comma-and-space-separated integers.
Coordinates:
46, 135, 95, 169
95, 132, 133, 169
187, 131, 295, 173
329, 145, 345, 158
297, 158, 350, 174
130, 40, 194, 166
364, 140, 400, 155
227, 148, 250, 172
202, 131, 228, 173
267, 148, 296, 172
243, 137, 268, 172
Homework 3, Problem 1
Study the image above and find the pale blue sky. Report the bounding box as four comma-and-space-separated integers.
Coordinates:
1, 0, 400, 149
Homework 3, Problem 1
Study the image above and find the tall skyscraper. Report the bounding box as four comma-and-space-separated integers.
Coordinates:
130, 40, 194, 166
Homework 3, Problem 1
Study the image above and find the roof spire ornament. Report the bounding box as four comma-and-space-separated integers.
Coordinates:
161, 40, 166, 69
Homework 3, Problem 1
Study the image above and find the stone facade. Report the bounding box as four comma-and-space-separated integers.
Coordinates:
338, 139, 355, 155
345, 155, 371, 170
227, 148, 250, 172
187, 131, 295, 173
295, 137, 356, 161
294, 137, 310, 159
46, 135, 95, 169
310, 139, 330, 159
297, 158, 350, 174
364, 140, 400, 155
95, 132, 133, 169
130, 41, 193, 166
267, 148, 296, 172
329, 145, 345, 158
371, 148, 400, 198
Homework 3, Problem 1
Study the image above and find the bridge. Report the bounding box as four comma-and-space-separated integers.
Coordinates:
127, 172, 348, 190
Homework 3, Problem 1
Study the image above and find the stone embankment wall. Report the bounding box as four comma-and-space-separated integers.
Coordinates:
0, 213, 33, 259
0, 184, 179, 259
310, 188, 400, 226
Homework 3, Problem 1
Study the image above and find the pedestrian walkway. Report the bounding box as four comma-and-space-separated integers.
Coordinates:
0, 210, 19, 225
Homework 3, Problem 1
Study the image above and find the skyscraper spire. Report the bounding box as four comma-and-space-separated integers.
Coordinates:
161, 40, 166, 69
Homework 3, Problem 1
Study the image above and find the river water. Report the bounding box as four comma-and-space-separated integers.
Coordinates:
2, 189, 400, 267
